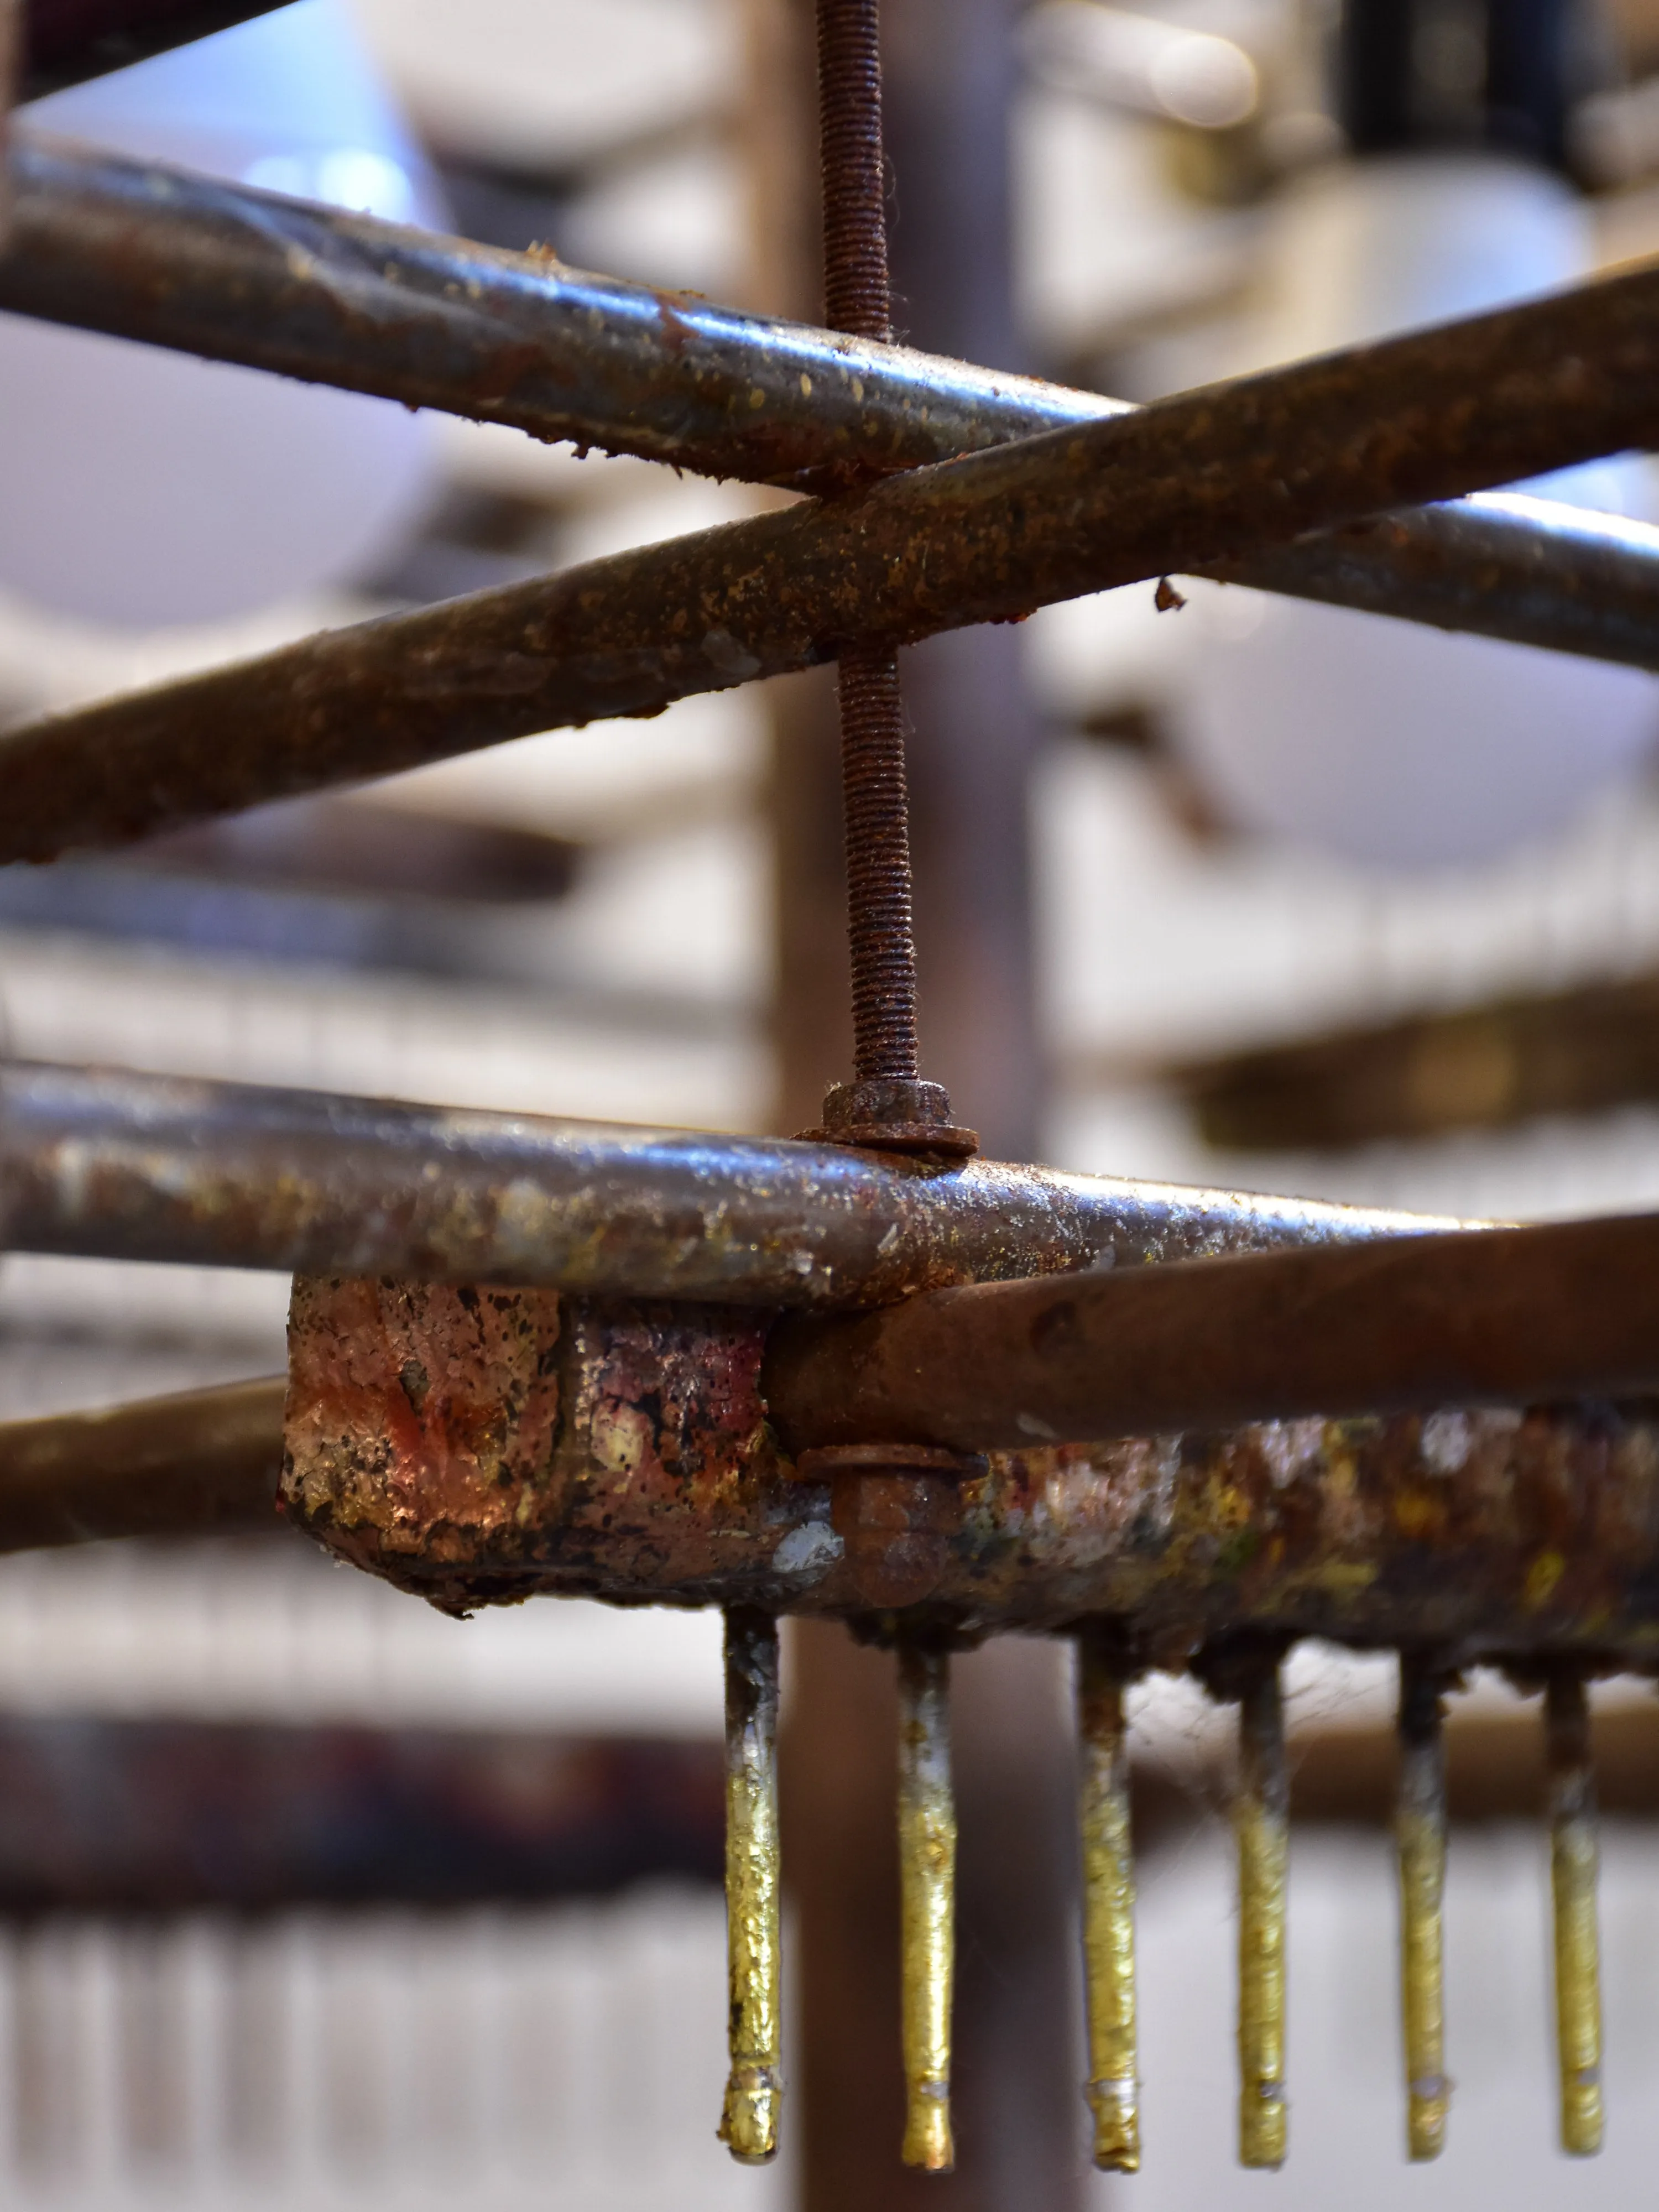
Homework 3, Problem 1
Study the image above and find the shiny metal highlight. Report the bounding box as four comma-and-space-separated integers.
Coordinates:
1077, 1635, 1139, 2172
1236, 1665, 1288, 2169
1396, 1658, 1449, 2160
897, 1642, 955, 2171
718, 1609, 782, 2164
1546, 1673, 1603, 2156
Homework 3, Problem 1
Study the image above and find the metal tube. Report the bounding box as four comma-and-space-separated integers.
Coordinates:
1076, 1633, 1139, 2172
1395, 1657, 1448, 2161
1546, 1672, 1603, 2156
718, 1608, 782, 2166
0, 139, 1116, 492
0, 1376, 284, 1549
9, 148, 1659, 681
6, 260, 1659, 862
1235, 1663, 1288, 2169
896, 1640, 955, 2171
764, 1212, 1659, 1451
0, 1059, 1433, 1304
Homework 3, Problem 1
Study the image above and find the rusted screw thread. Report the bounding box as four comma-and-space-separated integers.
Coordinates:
816, 0, 891, 343
838, 642, 919, 1083
815, 0, 920, 1091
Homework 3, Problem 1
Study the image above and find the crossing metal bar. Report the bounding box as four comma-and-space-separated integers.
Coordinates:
0, 1060, 1439, 1304
4, 144, 1659, 669
763, 1212, 1659, 1449
4, 258, 1659, 863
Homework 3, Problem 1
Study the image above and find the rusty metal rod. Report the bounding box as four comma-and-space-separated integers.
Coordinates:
718, 1608, 782, 2166
0, 138, 1113, 492
1546, 1671, 1604, 2156
1076, 1632, 1140, 2172
1234, 1662, 1289, 2169
11, 144, 1659, 682
0, 1059, 1437, 1305
0, 1376, 284, 1550
6, 258, 1659, 861
764, 1212, 1659, 1451
1395, 1657, 1449, 2161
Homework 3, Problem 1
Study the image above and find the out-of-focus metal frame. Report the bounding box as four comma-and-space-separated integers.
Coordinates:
1, 2, 1657, 2172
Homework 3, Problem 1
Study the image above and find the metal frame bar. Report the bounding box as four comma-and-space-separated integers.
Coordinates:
5, 233, 1659, 860
0, 1058, 1443, 1301
5, 142, 1655, 684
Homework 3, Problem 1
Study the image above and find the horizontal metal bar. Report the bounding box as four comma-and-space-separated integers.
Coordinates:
0, 1060, 1438, 1305
7, 144, 1659, 675
764, 1213, 1659, 1451
284, 1276, 1659, 1660
6, 258, 1659, 863
0, 1375, 283, 1549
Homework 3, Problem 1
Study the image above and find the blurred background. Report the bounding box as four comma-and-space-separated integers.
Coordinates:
7, 0, 1659, 2205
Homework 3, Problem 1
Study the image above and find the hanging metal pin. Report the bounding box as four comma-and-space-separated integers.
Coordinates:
718, 1608, 782, 2164
897, 1640, 956, 2171
1546, 1670, 1603, 2157
1395, 1655, 1449, 2160
1236, 1658, 1288, 2169
1077, 1630, 1140, 2172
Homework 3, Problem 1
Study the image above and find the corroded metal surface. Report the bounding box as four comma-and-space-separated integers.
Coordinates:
283, 1276, 1659, 1661
763, 1214, 1659, 1450
0, 1060, 1433, 1306
7, 263, 1659, 860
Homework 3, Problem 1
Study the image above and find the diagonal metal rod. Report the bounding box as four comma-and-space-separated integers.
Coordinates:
6, 260, 1659, 865
7, 145, 1659, 671
764, 1211, 1659, 1448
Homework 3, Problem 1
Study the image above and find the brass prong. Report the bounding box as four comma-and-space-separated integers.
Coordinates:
1235, 1661, 1288, 2169
1396, 1656, 1449, 2161
717, 1608, 782, 2165
897, 1640, 956, 2172
1077, 1631, 1139, 2172
1546, 1671, 1603, 2157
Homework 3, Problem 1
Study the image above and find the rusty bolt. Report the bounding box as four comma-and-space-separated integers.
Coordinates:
795, 1443, 981, 1608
